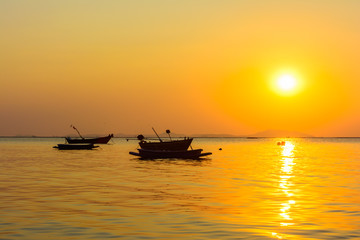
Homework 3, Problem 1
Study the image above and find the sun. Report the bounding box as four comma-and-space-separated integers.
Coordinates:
277, 74, 297, 91
271, 72, 302, 96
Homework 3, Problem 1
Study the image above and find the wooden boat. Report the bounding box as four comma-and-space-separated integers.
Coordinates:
137, 128, 193, 151
130, 128, 212, 159
139, 137, 193, 151
65, 134, 113, 144
129, 148, 212, 159
53, 143, 99, 150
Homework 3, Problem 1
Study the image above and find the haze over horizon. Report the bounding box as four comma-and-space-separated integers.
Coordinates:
1, 1, 360, 137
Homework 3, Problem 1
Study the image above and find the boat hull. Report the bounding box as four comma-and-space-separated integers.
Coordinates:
139, 138, 193, 151
65, 134, 113, 144
129, 148, 212, 159
54, 143, 99, 150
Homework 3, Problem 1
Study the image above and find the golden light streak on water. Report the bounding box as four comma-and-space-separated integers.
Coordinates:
279, 141, 296, 230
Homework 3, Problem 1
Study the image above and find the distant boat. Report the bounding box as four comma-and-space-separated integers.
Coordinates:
129, 148, 212, 159
53, 143, 99, 150
66, 125, 113, 144
65, 134, 113, 144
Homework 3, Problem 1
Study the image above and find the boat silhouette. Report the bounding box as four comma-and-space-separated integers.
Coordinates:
65, 125, 113, 144
129, 128, 211, 159
53, 143, 99, 150
65, 134, 113, 144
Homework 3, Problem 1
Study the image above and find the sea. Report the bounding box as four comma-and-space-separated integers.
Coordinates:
0, 137, 359, 240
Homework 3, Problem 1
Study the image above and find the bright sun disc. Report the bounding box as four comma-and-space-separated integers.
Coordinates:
277, 74, 297, 91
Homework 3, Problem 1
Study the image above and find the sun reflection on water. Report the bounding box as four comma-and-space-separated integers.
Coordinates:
272, 141, 297, 238
272, 232, 283, 239
280, 142, 296, 224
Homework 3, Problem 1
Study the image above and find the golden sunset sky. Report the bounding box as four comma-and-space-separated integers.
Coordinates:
1, 1, 360, 136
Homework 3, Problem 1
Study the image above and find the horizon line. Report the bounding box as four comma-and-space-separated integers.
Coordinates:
2, 135, 360, 138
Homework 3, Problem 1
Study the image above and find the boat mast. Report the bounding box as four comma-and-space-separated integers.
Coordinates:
166, 129, 172, 141
71, 125, 84, 139
152, 127, 163, 142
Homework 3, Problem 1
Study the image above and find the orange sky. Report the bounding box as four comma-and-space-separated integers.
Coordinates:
1, 1, 360, 137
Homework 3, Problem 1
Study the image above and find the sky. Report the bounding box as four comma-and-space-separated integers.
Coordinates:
1, 0, 360, 137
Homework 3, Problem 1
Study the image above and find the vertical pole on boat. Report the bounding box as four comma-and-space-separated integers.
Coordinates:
152, 127, 163, 142
166, 129, 172, 141
71, 125, 84, 139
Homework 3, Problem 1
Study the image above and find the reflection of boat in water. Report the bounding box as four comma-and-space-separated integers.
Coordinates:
129, 148, 211, 159
65, 125, 113, 144
65, 134, 113, 144
129, 128, 211, 159
53, 143, 99, 150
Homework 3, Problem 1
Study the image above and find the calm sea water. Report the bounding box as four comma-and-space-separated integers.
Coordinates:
0, 137, 359, 240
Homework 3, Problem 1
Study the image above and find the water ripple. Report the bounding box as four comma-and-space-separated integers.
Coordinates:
0, 138, 360, 239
